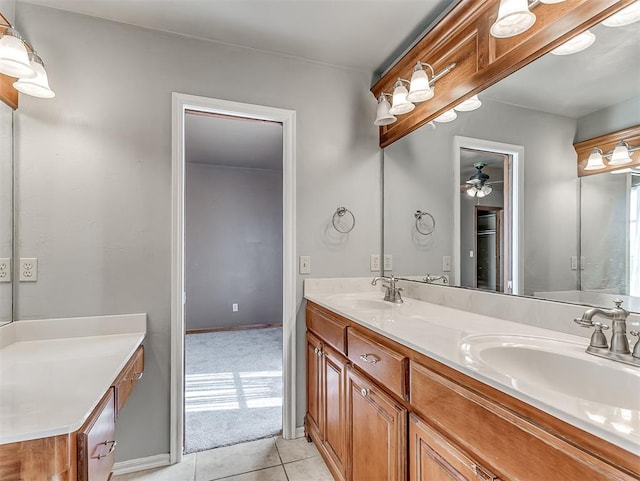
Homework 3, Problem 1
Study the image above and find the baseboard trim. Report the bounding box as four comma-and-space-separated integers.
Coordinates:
113, 454, 171, 475
295, 426, 305, 438
186, 323, 283, 334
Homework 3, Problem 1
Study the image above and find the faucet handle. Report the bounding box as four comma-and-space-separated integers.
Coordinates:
588, 322, 610, 349
630, 330, 640, 359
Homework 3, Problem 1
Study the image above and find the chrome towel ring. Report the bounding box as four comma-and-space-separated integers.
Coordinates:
414, 210, 435, 236
333, 207, 356, 233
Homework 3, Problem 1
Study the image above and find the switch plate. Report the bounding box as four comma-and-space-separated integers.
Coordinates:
20, 258, 38, 282
469, 250, 474, 258
571, 256, 578, 270
580, 256, 585, 270
383, 254, 393, 271
370, 254, 380, 272
232, 303, 238, 312
299, 256, 311, 274
442, 256, 451, 272
0, 258, 10, 283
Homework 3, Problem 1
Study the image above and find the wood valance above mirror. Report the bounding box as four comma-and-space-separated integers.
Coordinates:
370, 0, 634, 148
0, 74, 18, 110
574, 125, 640, 177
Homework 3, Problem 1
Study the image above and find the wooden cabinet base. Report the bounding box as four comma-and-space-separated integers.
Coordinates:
0, 434, 74, 481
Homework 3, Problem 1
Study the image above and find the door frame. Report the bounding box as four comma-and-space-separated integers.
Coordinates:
171, 93, 296, 463
453, 136, 524, 295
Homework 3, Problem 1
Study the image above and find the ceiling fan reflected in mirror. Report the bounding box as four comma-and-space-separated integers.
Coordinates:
464, 162, 502, 198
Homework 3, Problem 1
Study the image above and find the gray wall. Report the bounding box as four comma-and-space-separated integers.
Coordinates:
186, 163, 283, 331
14, 3, 380, 461
576, 95, 640, 142
384, 98, 579, 295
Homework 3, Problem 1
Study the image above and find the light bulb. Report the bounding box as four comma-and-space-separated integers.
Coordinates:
389, 80, 415, 116
407, 63, 434, 103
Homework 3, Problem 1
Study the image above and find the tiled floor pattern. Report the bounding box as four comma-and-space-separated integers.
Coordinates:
113, 436, 333, 481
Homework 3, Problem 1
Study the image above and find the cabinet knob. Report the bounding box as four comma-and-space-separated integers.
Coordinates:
360, 388, 370, 397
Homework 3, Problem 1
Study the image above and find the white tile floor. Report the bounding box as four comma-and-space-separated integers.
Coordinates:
113, 436, 334, 481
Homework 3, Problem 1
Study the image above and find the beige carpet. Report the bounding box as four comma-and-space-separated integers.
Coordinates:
184, 327, 283, 453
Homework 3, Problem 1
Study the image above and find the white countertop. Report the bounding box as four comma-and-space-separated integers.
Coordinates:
0, 314, 146, 444
304, 285, 640, 456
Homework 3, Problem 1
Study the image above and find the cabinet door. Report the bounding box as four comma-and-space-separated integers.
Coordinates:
77, 388, 116, 481
322, 344, 347, 481
306, 332, 323, 438
410, 414, 499, 481
347, 366, 407, 481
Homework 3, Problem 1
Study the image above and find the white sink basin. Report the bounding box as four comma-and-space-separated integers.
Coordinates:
460, 334, 640, 411
324, 293, 396, 311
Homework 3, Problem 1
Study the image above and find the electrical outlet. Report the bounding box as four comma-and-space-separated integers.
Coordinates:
232, 303, 238, 312
299, 255, 311, 274
571, 256, 578, 270
0, 258, 10, 283
383, 254, 393, 271
442, 256, 451, 272
20, 258, 38, 282
370, 254, 380, 272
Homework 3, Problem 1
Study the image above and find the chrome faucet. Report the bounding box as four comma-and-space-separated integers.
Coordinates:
424, 274, 448, 284
574, 299, 640, 367
371, 275, 404, 303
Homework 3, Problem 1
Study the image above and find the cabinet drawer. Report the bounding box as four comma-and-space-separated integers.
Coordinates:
306, 304, 347, 354
113, 345, 144, 417
77, 389, 116, 481
347, 328, 407, 400
409, 361, 635, 481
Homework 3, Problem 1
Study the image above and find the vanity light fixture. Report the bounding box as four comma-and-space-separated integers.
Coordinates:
454, 95, 482, 112
490, 0, 566, 39
608, 140, 637, 166
551, 30, 596, 56
374, 94, 397, 126
0, 20, 54, 99
584, 148, 606, 170
373, 62, 456, 126
434, 109, 457, 123
602, 1, 640, 27
13, 52, 55, 98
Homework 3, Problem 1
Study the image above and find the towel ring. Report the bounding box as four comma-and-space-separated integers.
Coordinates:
333, 207, 356, 234
414, 210, 435, 236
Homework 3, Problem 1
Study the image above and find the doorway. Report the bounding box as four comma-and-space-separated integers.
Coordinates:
171, 94, 297, 463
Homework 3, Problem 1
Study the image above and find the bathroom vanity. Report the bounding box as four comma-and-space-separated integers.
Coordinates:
304, 281, 640, 481
0, 314, 146, 481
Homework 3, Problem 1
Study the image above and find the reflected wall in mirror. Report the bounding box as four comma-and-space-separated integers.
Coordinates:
0, 100, 12, 325
383, 12, 640, 312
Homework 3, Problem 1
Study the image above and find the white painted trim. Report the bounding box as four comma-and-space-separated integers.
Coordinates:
295, 426, 306, 439
171, 93, 297, 464
113, 454, 171, 475
453, 136, 524, 294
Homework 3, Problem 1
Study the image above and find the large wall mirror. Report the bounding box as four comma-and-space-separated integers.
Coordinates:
383, 14, 640, 312
0, 99, 12, 325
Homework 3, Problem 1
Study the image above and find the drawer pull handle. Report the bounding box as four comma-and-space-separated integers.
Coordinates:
360, 388, 370, 397
129, 371, 143, 381
360, 353, 379, 364
94, 440, 117, 460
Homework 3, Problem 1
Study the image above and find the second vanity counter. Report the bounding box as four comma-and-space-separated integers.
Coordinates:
304, 284, 640, 458
0, 313, 146, 445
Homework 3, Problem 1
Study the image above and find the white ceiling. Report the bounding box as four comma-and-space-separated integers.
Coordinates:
18, 0, 458, 73
185, 112, 283, 170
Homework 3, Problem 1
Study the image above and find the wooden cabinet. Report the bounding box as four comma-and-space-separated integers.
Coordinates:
305, 301, 639, 481
77, 389, 116, 481
305, 330, 348, 481
347, 366, 407, 481
113, 346, 144, 418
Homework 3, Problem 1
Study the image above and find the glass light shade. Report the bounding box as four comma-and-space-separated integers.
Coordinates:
454, 95, 482, 112
608, 141, 632, 166
0, 29, 36, 79
433, 109, 457, 123
602, 2, 640, 27
551, 30, 596, 56
374, 95, 396, 126
389, 80, 414, 115
490, 0, 536, 38
584, 148, 606, 170
466, 186, 479, 197
477, 184, 493, 198
13, 54, 55, 98
407, 66, 434, 103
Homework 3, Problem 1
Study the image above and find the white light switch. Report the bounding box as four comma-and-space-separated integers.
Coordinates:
232, 303, 238, 312
571, 256, 578, 270
469, 251, 474, 258
370, 254, 380, 272
442, 256, 451, 272
383, 254, 393, 271
0, 258, 10, 283
299, 256, 311, 274
20, 258, 38, 282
